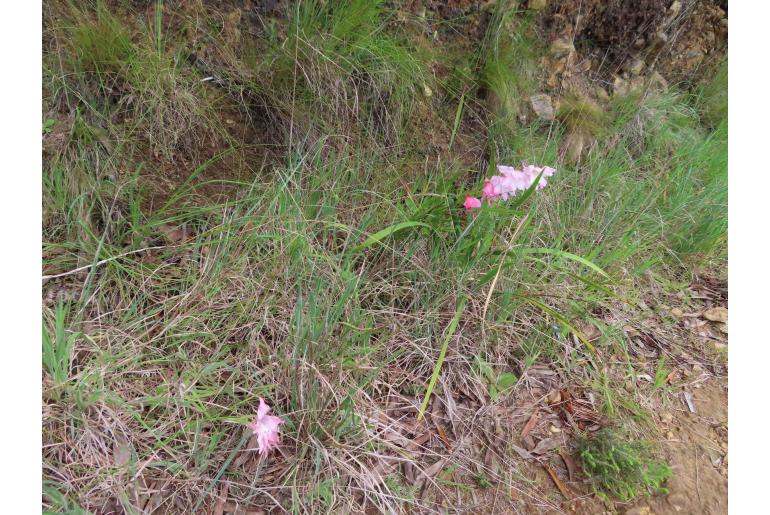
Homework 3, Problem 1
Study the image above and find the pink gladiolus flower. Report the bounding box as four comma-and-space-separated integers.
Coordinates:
463, 196, 482, 210
249, 398, 284, 456
467, 163, 556, 207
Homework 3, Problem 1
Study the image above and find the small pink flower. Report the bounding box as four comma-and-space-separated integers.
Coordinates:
463, 195, 482, 210
248, 398, 284, 456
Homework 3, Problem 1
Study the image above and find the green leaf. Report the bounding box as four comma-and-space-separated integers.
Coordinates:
496, 372, 518, 389
43, 118, 56, 134
351, 221, 431, 254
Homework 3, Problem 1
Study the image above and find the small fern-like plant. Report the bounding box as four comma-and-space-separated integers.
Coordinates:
578, 428, 672, 502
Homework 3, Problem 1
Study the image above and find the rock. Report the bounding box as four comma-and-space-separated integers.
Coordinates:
625, 507, 652, 515
648, 31, 669, 55
612, 76, 628, 95
629, 76, 646, 92
703, 307, 728, 323
594, 85, 610, 102
627, 59, 645, 76
529, 94, 555, 121
712, 341, 727, 351
528, 0, 548, 10
669, 1, 682, 17
549, 37, 575, 58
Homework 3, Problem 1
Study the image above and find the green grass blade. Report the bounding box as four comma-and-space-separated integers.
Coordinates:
418, 295, 467, 421
516, 247, 611, 279
448, 91, 465, 151
516, 294, 597, 357
351, 221, 431, 254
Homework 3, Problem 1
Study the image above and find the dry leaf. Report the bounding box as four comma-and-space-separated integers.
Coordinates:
422, 458, 448, 478
703, 306, 728, 323
113, 438, 131, 467
577, 322, 601, 341
532, 437, 562, 455
559, 450, 578, 482
436, 425, 452, 452
222, 502, 265, 515
623, 325, 640, 338
546, 390, 562, 405
212, 483, 229, 515
683, 391, 697, 413
158, 224, 188, 243
511, 443, 535, 461
542, 463, 572, 499
520, 411, 540, 440
233, 434, 258, 468
408, 431, 432, 451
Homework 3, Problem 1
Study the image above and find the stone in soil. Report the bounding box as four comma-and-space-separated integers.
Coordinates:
529, 94, 555, 121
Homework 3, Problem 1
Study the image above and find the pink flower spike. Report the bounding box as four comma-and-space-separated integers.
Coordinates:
496, 165, 518, 178
542, 166, 556, 177
249, 398, 284, 456
509, 170, 531, 192
481, 180, 496, 200
463, 196, 482, 210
